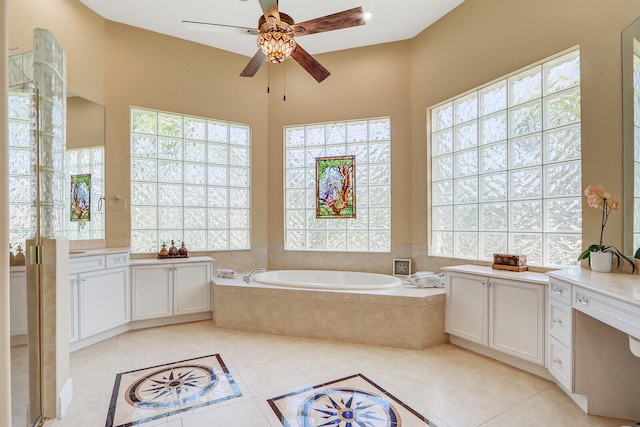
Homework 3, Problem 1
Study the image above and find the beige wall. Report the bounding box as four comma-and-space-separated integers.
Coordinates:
67, 96, 104, 149
9, 0, 105, 103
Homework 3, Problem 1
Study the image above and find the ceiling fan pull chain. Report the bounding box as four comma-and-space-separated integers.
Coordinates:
267, 63, 270, 94
283, 62, 286, 102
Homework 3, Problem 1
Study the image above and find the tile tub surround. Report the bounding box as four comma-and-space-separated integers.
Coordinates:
213, 278, 446, 349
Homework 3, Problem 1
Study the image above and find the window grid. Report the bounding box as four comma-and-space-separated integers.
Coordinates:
430, 49, 581, 267
284, 118, 391, 252
130, 108, 251, 253
8, 89, 36, 251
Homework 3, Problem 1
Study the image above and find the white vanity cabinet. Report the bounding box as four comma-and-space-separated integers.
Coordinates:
547, 277, 574, 391
69, 251, 130, 344
130, 257, 212, 321
444, 265, 548, 366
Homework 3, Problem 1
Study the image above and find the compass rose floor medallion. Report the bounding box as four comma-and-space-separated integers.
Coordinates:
267, 374, 437, 427
106, 354, 241, 427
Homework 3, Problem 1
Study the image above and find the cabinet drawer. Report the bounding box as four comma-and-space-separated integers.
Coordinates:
548, 336, 573, 392
549, 279, 571, 304
573, 287, 640, 340
548, 299, 572, 347
69, 255, 105, 274
106, 253, 129, 269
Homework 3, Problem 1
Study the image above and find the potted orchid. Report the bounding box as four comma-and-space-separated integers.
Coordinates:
578, 185, 635, 273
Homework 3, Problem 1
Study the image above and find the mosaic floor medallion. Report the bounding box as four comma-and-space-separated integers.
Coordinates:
267, 374, 437, 427
106, 354, 241, 427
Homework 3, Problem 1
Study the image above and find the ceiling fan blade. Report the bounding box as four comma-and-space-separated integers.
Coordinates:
291, 7, 365, 36
258, 0, 280, 26
240, 50, 268, 77
290, 44, 330, 83
182, 20, 259, 35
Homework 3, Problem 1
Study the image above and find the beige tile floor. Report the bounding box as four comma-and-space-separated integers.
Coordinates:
47, 320, 633, 427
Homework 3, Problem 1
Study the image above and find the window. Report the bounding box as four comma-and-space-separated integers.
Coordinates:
429, 49, 581, 267
8, 89, 36, 250
130, 108, 251, 253
284, 118, 391, 252
633, 49, 640, 250
65, 146, 105, 240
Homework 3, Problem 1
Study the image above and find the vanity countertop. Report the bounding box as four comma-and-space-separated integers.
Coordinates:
129, 256, 215, 266
547, 267, 640, 308
442, 264, 549, 284
69, 247, 130, 258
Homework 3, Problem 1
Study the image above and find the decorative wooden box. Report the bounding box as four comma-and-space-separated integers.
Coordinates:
492, 253, 528, 272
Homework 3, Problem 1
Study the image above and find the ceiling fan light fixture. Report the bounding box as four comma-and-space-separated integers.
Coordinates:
257, 31, 297, 63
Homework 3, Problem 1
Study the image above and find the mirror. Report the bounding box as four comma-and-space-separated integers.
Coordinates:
64, 96, 105, 240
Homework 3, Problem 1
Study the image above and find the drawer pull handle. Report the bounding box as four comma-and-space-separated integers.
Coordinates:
553, 287, 563, 295
481, 282, 487, 287
553, 358, 562, 365
553, 319, 563, 326
577, 295, 589, 305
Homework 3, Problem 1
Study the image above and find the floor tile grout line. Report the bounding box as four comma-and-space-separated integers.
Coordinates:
475, 386, 552, 426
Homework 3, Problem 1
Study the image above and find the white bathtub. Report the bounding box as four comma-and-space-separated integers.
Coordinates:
252, 270, 402, 291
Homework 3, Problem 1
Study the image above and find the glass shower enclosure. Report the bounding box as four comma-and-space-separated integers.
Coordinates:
8, 28, 67, 427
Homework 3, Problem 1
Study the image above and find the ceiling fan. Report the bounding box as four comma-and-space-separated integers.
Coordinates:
183, 0, 367, 83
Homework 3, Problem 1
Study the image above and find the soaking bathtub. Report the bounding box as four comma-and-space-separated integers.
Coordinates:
213, 269, 446, 349
252, 270, 403, 291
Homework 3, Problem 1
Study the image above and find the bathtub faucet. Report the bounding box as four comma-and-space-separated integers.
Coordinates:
243, 267, 266, 283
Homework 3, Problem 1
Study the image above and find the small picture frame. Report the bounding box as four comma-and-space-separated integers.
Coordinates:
393, 259, 411, 276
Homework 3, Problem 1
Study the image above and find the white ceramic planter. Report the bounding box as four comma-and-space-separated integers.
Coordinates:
590, 251, 612, 273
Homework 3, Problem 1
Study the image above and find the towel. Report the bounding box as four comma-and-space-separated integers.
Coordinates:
407, 272, 445, 288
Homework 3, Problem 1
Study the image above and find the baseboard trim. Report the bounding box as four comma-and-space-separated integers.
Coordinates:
58, 377, 73, 418
449, 335, 553, 380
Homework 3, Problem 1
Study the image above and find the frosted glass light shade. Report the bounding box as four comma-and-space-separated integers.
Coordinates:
258, 31, 296, 63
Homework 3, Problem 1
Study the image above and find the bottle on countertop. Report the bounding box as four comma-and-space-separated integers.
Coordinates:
9, 244, 14, 266
178, 242, 188, 257
168, 240, 178, 257
159, 242, 168, 258
14, 245, 25, 266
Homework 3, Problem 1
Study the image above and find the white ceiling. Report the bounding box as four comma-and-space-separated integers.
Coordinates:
79, 0, 464, 57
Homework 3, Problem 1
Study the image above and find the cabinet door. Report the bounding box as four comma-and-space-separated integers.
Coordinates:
78, 267, 130, 338
174, 262, 211, 315
10, 271, 27, 336
69, 276, 79, 343
131, 265, 173, 320
445, 272, 489, 345
489, 278, 545, 365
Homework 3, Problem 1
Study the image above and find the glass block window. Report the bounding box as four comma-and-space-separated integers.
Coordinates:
284, 118, 391, 252
65, 146, 105, 240
429, 49, 581, 267
8, 88, 36, 251
130, 108, 251, 253
633, 49, 640, 250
